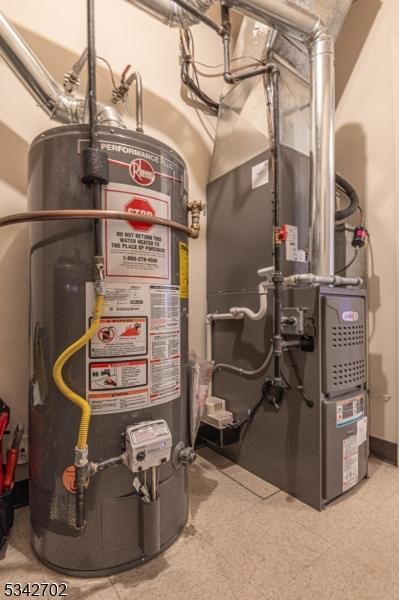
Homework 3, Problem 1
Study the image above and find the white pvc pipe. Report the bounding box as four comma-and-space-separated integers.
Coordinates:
229, 282, 268, 320
206, 283, 269, 394
206, 311, 241, 395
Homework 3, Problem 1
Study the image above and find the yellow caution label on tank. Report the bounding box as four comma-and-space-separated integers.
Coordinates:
179, 242, 189, 299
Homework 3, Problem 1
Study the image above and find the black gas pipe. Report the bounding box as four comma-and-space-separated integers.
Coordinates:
75, 0, 110, 530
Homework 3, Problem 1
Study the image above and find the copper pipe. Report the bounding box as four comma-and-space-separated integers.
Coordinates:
0, 209, 194, 237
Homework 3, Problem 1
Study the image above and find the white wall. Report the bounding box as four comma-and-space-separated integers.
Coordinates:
335, 0, 398, 445
0, 0, 222, 460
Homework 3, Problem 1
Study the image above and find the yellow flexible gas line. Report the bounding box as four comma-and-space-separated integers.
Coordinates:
53, 293, 105, 450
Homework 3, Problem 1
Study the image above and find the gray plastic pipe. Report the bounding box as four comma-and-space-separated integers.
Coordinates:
127, 0, 336, 277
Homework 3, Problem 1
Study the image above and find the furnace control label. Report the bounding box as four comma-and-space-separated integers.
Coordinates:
103, 183, 171, 283
336, 394, 364, 428
86, 282, 180, 415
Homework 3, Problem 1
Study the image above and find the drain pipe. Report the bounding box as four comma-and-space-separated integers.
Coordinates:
206, 279, 269, 394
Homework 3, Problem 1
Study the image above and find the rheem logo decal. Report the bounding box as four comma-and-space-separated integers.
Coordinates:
125, 197, 155, 232
129, 158, 155, 186
342, 311, 359, 322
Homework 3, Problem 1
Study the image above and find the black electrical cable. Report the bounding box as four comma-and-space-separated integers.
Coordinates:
181, 64, 219, 112
97, 56, 117, 90
180, 30, 219, 113
75, 0, 109, 531
286, 350, 313, 408
335, 248, 359, 275
239, 394, 266, 427
335, 174, 360, 222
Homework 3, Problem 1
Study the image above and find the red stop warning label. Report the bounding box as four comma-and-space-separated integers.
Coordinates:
125, 197, 155, 231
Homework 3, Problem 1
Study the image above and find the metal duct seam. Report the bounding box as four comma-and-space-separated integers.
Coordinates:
125, 0, 215, 28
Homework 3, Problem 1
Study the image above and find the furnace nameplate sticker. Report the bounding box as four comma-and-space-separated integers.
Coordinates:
103, 182, 171, 283
357, 416, 368, 446
343, 433, 358, 492
86, 282, 180, 414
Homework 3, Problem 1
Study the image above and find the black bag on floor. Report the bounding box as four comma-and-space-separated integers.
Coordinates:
0, 490, 14, 559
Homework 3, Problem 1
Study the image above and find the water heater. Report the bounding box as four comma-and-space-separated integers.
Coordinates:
28, 125, 190, 576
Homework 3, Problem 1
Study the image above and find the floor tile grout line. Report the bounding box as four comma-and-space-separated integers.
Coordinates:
111, 577, 123, 600
218, 468, 280, 500
199, 455, 281, 500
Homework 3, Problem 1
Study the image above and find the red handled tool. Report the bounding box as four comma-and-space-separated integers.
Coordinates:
3, 424, 24, 491
0, 401, 11, 494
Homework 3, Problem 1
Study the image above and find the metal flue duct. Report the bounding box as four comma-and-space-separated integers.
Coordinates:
125, 0, 352, 276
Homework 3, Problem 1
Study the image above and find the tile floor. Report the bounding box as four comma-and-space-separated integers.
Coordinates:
2, 450, 399, 599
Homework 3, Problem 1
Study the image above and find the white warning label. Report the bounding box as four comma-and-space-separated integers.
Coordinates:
357, 416, 368, 446
284, 225, 308, 263
103, 183, 171, 283
251, 159, 269, 189
90, 316, 147, 358
343, 433, 358, 492
285, 225, 298, 262
86, 282, 180, 415
149, 286, 181, 406
89, 359, 147, 391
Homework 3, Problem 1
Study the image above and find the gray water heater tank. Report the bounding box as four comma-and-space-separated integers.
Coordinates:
28, 124, 189, 576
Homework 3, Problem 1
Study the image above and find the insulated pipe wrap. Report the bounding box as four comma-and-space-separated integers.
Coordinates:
81, 148, 110, 185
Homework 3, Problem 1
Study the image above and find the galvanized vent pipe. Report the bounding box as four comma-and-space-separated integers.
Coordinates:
0, 11, 84, 123
0, 11, 126, 128
125, 0, 216, 28
126, 0, 336, 277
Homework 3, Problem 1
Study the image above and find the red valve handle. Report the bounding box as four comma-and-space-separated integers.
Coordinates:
3, 448, 18, 490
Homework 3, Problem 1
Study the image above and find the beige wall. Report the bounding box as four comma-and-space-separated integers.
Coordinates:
335, 0, 398, 444
0, 0, 222, 453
